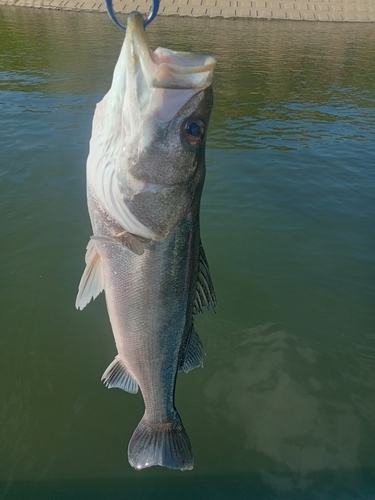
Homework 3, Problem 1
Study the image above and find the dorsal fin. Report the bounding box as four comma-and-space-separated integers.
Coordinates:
193, 241, 217, 315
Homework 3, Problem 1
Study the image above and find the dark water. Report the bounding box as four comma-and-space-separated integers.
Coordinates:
1, 6, 375, 499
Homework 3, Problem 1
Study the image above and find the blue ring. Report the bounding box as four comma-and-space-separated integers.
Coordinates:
105, 0, 160, 31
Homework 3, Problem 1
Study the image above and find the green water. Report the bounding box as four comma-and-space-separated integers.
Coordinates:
1, 6, 375, 499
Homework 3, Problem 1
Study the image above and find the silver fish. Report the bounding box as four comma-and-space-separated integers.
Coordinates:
76, 12, 216, 471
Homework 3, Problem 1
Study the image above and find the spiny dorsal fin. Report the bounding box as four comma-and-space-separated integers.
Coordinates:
75, 239, 104, 310
193, 241, 217, 315
101, 356, 138, 394
180, 328, 205, 373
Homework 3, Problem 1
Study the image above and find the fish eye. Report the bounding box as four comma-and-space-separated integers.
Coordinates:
182, 119, 205, 145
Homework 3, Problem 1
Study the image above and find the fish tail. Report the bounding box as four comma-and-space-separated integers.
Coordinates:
128, 412, 193, 471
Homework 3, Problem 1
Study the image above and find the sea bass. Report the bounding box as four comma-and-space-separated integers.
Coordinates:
76, 12, 216, 471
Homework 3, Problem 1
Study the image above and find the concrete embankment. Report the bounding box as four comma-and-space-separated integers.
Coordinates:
0, 0, 373, 22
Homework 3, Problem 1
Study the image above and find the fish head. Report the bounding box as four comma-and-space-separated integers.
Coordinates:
88, 12, 216, 238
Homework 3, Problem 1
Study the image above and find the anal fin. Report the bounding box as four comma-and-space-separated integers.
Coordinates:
101, 356, 138, 394
180, 329, 205, 373
75, 239, 104, 310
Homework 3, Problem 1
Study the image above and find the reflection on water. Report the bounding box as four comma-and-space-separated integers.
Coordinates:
204, 322, 375, 491
1, 6, 375, 499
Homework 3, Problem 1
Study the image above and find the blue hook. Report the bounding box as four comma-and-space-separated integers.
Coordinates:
105, 0, 160, 31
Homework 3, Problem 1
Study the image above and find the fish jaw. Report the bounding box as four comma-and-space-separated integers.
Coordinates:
117, 11, 215, 130
86, 11, 216, 239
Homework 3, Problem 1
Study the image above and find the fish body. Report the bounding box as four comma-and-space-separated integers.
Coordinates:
76, 12, 216, 470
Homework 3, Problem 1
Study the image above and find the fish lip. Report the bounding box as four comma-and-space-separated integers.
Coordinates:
126, 11, 216, 91
126, 12, 153, 68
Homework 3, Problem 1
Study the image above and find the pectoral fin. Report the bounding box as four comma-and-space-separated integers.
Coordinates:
122, 232, 145, 255
75, 239, 104, 310
90, 232, 145, 255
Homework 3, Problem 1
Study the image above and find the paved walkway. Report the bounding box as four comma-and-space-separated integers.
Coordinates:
0, 0, 374, 21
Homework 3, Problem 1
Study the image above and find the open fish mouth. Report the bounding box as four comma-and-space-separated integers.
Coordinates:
126, 11, 216, 90
112, 11, 216, 124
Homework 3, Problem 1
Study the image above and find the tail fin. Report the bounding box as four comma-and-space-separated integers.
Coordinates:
128, 412, 193, 471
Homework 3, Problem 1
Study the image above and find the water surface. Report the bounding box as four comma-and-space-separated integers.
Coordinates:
1, 7, 375, 499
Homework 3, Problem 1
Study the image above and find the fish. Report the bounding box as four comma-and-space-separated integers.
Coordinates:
75, 11, 216, 471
